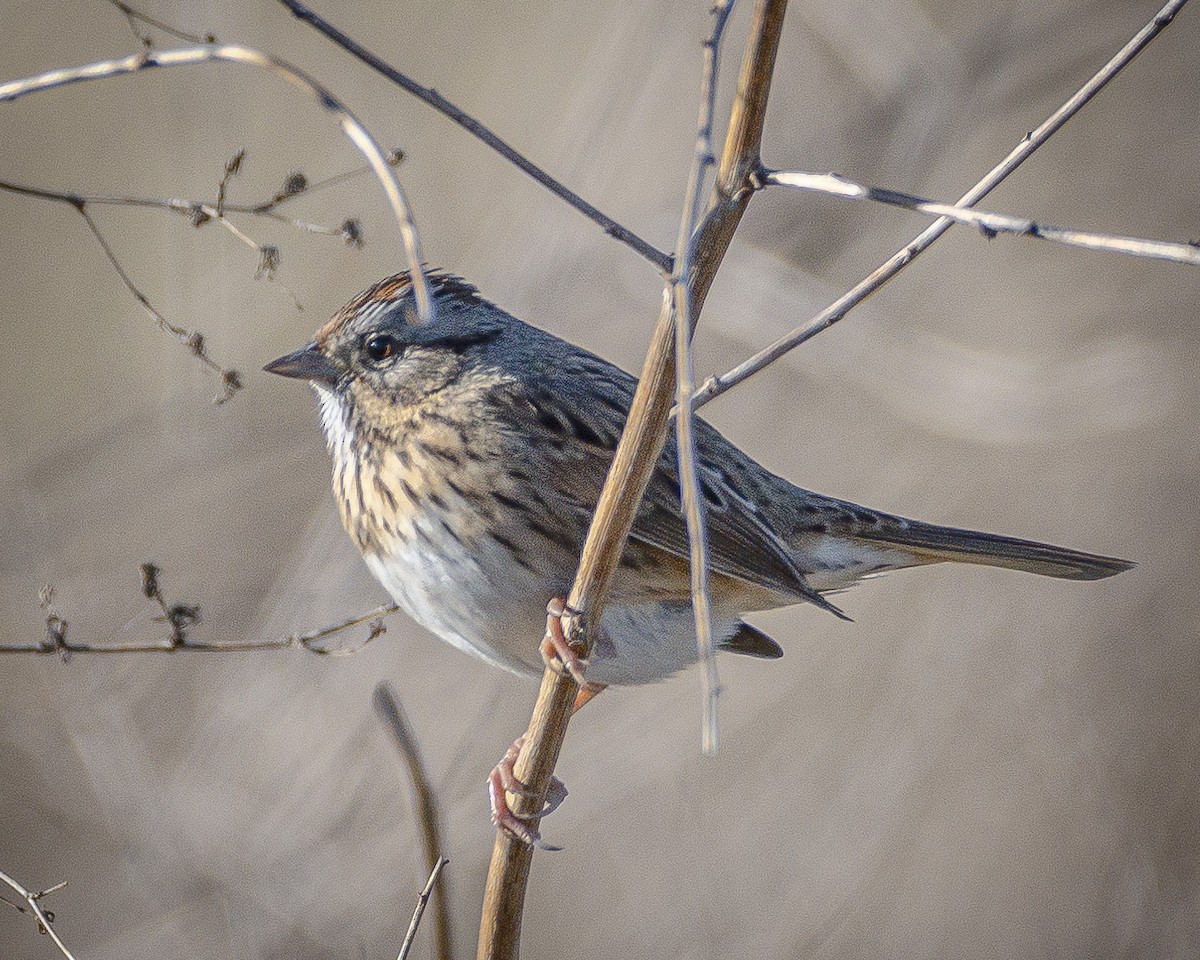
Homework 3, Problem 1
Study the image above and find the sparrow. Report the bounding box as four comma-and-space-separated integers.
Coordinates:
265, 270, 1133, 844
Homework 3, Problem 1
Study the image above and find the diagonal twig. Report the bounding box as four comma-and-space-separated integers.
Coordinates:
1, 151, 397, 385
690, 0, 1191, 411
2, 179, 255, 402
247, 150, 405, 215
79, 201, 243, 402
758, 168, 1200, 266
396, 858, 449, 960
0, 869, 77, 960
277, 0, 673, 273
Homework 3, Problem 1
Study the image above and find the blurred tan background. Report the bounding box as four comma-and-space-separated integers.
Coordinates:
2, 0, 1198, 957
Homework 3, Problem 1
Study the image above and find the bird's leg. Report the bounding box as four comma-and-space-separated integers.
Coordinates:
488, 597, 607, 849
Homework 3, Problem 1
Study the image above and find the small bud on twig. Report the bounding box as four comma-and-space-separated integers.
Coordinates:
279, 171, 308, 198
217, 149, 246, 216
188, 203, 211, 227
256, 244, 281, 280
140, 562, 162, 601
341, 218, 364, 247
165, 604, 201, 645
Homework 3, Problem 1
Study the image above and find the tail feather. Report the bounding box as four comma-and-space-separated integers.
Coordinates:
858, 520, 1135, 582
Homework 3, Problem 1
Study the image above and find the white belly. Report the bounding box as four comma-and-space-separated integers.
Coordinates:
364, 532, 547, 677
365, 537, 743, 686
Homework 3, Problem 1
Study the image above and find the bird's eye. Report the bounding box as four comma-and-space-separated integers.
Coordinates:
364, 334, 397, 362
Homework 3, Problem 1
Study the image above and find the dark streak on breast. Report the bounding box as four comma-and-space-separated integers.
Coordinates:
437, 516, 463, 546
373, 474, 398, 510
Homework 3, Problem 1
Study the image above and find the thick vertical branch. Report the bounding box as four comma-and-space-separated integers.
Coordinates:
689, 0, 787, 307
475, 2, 789, 958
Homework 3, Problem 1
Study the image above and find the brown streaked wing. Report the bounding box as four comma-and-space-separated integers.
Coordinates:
497, 385, 846, 617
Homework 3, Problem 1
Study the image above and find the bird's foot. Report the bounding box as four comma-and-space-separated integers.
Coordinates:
486, 598, 605, 849
487, 734, 568, 851
540, 596, 605, 695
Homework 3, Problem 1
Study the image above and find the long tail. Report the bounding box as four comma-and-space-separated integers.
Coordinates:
856, 519, 1135, 581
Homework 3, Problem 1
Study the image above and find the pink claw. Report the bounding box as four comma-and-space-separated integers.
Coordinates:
488, 734, 568, 851
540, 597, 605, 695
486, 598, 607, 850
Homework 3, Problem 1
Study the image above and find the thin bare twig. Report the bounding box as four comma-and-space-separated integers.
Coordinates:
477, 3, 788, 957
248, 149, 404, 215
0, 869, 77, 960
79, 203, 244, 402
216, 148, 244, 217
0, 574, 397, 656
673, 0, 736, 756
373, 684, 452, 960
1, 154, 391, 242
690, 0, 1190, 410
105, 0, 216, 46
396, 858, 449, 960
0, 44, 434, 321
278, 0, 673, 273
758, 168, 1200, 266
0, 615, 392, 655
252, 163, 365, 213
2, 175, 254, 401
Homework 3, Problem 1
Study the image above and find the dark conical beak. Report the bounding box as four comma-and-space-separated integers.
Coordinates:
263, 341, 339, 386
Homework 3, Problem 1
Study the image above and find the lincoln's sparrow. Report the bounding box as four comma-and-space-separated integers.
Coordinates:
266, 270, 1132, 844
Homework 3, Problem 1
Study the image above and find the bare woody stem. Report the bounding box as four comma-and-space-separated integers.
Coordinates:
0, 156, 389, 400
476, 3, 789, 958
396, 858, 450, 960
0, 603, 397, 656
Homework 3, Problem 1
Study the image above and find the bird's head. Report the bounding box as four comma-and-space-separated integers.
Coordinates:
264, 271, 511, 437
